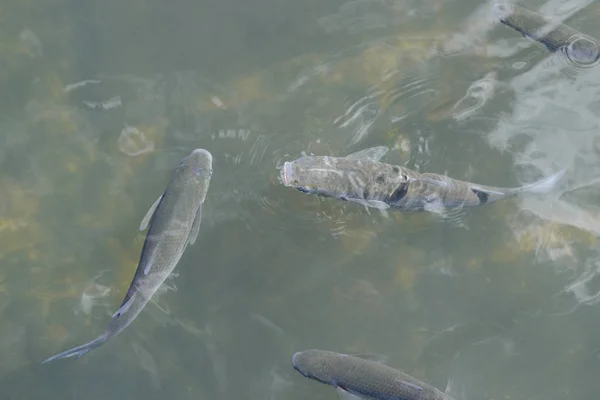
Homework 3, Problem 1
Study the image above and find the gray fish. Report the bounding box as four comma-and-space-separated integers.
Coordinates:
42, 149, 213, 363
292, 349, 454, 400
493, 3, 600, 65
280, 146, 566, 215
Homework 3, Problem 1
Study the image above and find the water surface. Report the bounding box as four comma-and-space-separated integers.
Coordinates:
3, 0, 600, 399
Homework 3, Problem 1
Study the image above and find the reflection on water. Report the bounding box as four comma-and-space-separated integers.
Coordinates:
2, 0, 600, 399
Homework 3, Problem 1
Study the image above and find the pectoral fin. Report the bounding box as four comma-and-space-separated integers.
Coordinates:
347, 198, 390, 210
345, 146, 389, 162
143, 247, 159, 275
336, 387, 377, 400
187, 204, 203, 245
399, 380, 423, 392
140, 195, 163, 231
112, 294, 136, 318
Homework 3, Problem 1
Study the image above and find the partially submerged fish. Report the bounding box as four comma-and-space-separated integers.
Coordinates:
42, 149, 213, 363
493, 3, 600, 65
292, 349, 454, 400
280, 146, 566, 216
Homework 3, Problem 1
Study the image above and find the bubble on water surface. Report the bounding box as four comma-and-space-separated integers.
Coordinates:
118, 126, 154, 156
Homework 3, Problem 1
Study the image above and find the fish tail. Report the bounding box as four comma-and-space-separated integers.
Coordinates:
41, 332, 110, 364
518, 168, 567, 194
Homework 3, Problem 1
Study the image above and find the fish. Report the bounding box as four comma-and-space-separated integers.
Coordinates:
292, 349, 454, 400
280, 146, 566, 216
42, 148, 213, 363
493, 3, 600, 65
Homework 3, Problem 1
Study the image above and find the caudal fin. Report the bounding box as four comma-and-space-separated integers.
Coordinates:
519, 168, 567, 194
42, 332, 110, 364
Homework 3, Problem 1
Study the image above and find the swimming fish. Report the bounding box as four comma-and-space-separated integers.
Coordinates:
493, 3, 600, 65
42, 149, 213, 363
280, 146, 566, 216
292, 349, 454, 400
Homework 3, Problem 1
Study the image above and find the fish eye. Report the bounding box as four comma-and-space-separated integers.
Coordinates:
192, 167, 203, 176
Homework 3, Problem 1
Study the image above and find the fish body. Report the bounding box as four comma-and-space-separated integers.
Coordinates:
292, 349, 454, 400
280, 146, 565, 214
493, 3, 600, 65
42, 149, 213, 363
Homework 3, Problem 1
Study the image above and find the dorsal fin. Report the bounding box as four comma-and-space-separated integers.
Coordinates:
399, 380, 423, 392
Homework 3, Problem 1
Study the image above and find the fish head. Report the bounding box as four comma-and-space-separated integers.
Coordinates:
280, 156, 351, 198
492, 3, 547, 39
492, 3, 515, 22
565, 35, 600, 65
292, 350, 338, 385
176, 148, 213, 200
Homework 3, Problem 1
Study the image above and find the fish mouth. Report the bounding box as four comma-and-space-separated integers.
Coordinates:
291, 352, 309, 377
492, 3, 514, 21
281, 162, 292, 186
291, 352, 303, 371
566, 36, 600, 65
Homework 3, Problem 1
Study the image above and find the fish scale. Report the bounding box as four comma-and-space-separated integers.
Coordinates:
42, 149, 213, 363
281, 146, 566, 215
332, 359, 447, 400
493, 3, 600, 65
292, 349, 453, 400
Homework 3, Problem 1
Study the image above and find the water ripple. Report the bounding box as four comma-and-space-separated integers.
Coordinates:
333, 92, 382, 146
289, 38, 441, 148
317, 0, 437, 35
556, 34, 600, 74
203, 131, 357, 236
451, 72, 498, 122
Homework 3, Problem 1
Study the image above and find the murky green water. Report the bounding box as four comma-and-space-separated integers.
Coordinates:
3, 0, 600, 398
